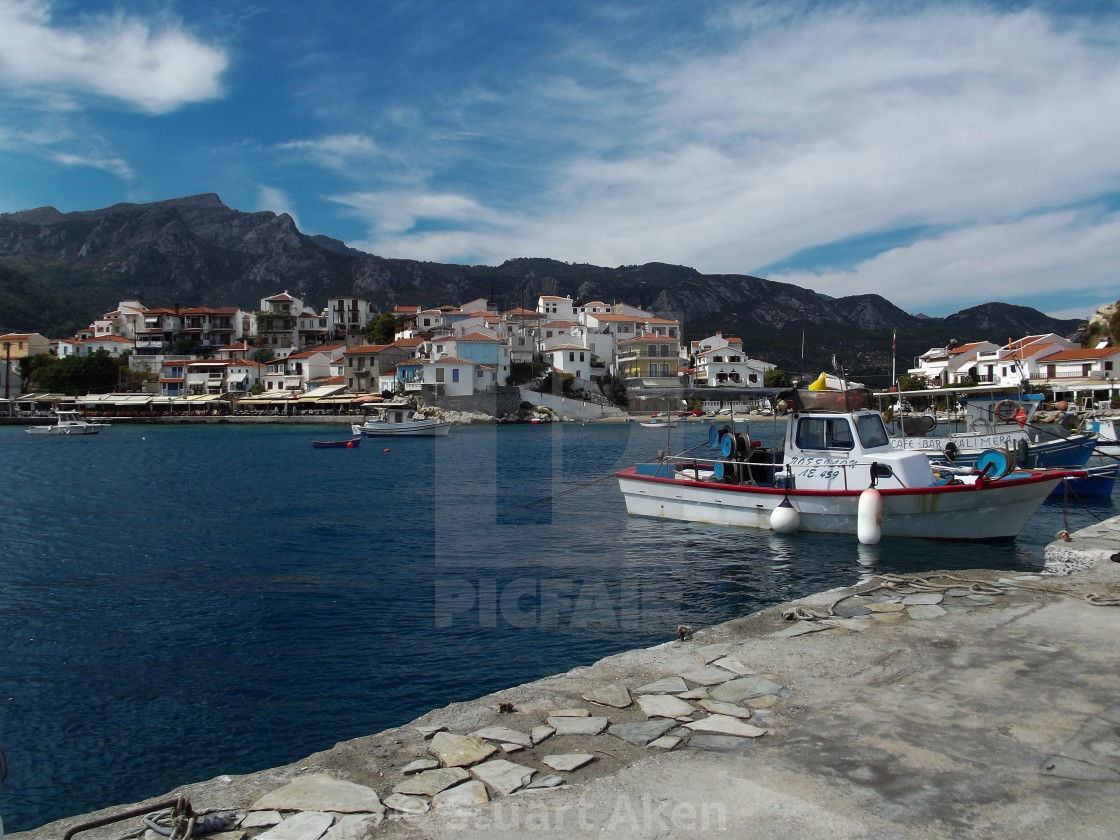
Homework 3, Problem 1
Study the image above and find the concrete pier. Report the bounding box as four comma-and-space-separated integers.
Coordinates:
14, 518, 1120, 840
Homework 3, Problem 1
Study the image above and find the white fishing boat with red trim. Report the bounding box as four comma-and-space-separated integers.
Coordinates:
616, 388, 1081, 544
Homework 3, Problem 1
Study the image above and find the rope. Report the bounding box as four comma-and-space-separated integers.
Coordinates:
781, 571, 1120, 622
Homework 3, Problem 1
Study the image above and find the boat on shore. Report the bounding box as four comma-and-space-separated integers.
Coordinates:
312, 437, 362, 449
351, 402, 452, 437
616, 388, 1080, 544
25, 411, 110, 436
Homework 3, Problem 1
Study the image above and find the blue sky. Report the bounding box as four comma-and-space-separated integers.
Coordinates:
1, 0, 1119, 320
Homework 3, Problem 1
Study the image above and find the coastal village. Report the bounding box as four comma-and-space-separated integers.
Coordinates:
1, 290, 1118, 420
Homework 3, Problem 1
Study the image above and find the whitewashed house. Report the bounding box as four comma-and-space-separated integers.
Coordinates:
907, 340, 999, 386
1036, 346, 1120, 396
974, 334, 1076, 386
546, 344, 593, 380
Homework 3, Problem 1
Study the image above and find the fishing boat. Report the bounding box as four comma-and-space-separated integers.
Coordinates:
351, 402, 452, 437
1048, 455, 1119, 498
1077, 413, 1120, 457
886, 392, 1097, 470
25, 411, 110, 436
312, 437, 362, 449
639, 415, 679, 428
616, 388, 1081, 544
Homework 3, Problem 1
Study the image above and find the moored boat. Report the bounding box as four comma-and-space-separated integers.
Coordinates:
616, 388, 1081, 544
25, 411, 110, 436
312, 437, 362, 449
888, 393, 1097, 470
1048, 455, 1119, 498
1078, 414, 1120, 458
351, 402, 452, 437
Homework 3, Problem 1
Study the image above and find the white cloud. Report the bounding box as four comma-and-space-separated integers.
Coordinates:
49, 150, 132, 178
0, 0, 227, 113
277, 134, 381, 170
767, 209, 1120, 314
332, 190, 519, 241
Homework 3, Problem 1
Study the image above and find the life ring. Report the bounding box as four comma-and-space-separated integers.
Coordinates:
994, 399, 1018, 423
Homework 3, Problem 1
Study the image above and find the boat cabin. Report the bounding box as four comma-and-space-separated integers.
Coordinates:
666, 389, 939, 491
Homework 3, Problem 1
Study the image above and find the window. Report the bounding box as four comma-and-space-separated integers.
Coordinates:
796, 418, 854, 450
579, 352, 585, 362
855, 414, 890, 448
436, 368, 445, 382
452, 369, 459, 383
569, 351, 575, 362
659, 363, 670, 377
477, 369, 484, 378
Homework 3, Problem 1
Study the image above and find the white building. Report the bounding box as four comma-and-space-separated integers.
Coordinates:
974, 334, 1076, 386
907, 340, 999, 386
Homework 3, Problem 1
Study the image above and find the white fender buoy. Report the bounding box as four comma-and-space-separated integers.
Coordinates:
770, 498, 800, 533
857, 486, 883, 545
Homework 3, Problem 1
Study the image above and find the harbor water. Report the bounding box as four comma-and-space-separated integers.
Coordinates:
0, 420, 1112, 831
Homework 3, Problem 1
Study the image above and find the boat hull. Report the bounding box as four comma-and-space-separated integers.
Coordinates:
25, 425, 104, 435
1048, 460, 1119, 498
617, 467, 1067, 540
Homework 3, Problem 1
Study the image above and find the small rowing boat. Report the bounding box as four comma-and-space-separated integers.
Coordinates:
312, 438, 362, 449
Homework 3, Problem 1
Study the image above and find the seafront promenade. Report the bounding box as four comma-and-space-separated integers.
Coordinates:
14, 518, 1120, 840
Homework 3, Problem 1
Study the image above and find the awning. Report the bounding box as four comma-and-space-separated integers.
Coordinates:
299, 384, 347, 399
236, 391, 300, 403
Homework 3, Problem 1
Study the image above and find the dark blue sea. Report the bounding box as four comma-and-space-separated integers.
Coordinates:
0, 420, 1113, 831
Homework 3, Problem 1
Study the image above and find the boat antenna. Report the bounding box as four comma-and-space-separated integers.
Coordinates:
799, 316, 806, 384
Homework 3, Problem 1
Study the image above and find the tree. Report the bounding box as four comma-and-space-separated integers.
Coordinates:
365, 312, 398, 345
26, 350, 119, 394
764, 369, 791, 388
896, 374, 925, 391
252, 348, 275, 364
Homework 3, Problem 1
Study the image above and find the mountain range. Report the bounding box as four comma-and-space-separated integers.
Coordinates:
0, 193, 1084, 386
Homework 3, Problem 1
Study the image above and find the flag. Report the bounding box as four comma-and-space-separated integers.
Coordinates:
892, 329, 897, 352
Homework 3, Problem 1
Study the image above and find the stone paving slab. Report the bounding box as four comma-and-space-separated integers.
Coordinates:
469, 759, 536, 795
634, 676, 690, 694
249, 775, 383, 815
582, 684, 632, 708
427, 732, 496, 767
636, 694, 696, 719
390, 767, 469, 797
